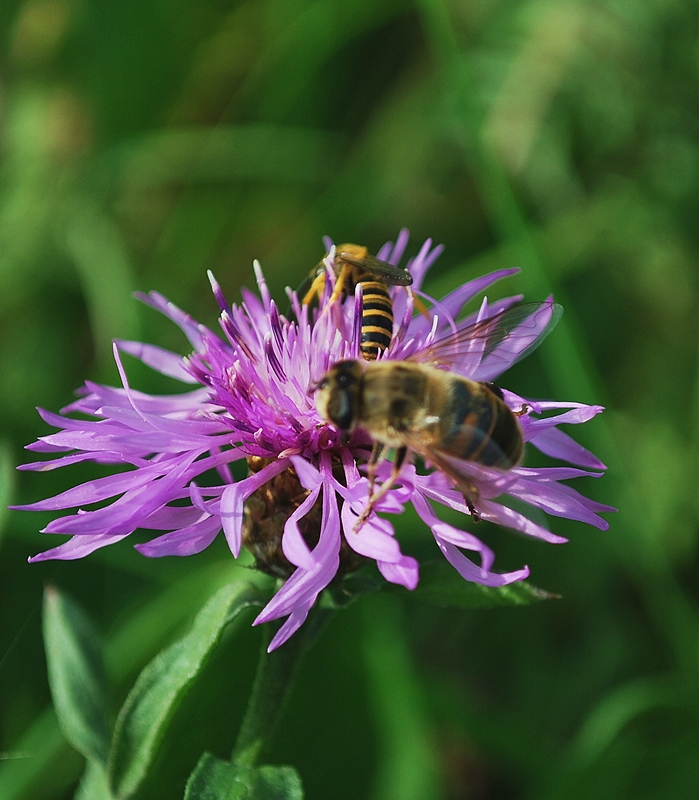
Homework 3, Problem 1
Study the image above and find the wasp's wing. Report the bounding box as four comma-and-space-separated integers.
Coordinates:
336, 250, 413, 286
406, 302, 562, 378
294, 272, 315, 299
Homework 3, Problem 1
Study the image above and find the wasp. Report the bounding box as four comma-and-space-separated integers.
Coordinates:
302, 243, 413, 361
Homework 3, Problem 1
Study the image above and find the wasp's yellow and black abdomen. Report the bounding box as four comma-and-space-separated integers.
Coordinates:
357, 272, 394, 361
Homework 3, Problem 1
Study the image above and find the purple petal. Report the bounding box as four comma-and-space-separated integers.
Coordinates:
17, 451, 149, 472
63, 383, 213, 416
508, 476, 611, 529
412, 491, 530, 586
40, 454, 198, 536
267, 608, 311, 651
115, 340, 197, 383
207, 270, 229, 313
405, 238, 445, 289
478, 499, 568, 543
135, 504, 211, 530
436, 539, 530, 587
136, 291, 207, 351
528, 426, 607, 469
378, 556, 419, 589
289, 455, 321, 490
406, 268, 519, 338
528, 404, 605, 428
29, 533, 131, 562
515, 466, 604, 481
11, 464, 165, 511
135, 515, 222, 557
281, 484, 322, 569
340, 503, 405, 562
255, 467, 341, 629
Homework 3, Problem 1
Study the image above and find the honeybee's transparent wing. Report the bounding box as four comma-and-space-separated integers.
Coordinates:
398, 431, 517, 508
336, 249, 413, 286
406, 301, 562, 380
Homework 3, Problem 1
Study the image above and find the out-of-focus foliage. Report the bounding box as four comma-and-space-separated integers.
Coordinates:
1, 0, 698, 798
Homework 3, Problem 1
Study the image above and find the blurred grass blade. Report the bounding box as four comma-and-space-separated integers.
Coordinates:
43, 586, 111, 767
0, 439, 15, 543
106, 126, 342, 189
62, 199, 139, 362
108, 581, 266, 800
571, 676, 682, 767
185, 754, 304, 800
0, 709, 69, 800
362, 596, 443, 800
407, 561, 558, 609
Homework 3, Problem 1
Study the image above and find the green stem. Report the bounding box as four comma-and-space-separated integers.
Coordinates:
231, 607, 333, 767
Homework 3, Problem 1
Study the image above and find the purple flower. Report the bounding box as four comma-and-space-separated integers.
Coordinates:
15, 231, 613, 650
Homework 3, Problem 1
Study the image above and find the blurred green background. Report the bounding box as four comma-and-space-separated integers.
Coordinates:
1, 0, 698, 798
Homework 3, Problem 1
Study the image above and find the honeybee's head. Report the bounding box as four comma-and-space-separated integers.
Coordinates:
314, 360, 363, 431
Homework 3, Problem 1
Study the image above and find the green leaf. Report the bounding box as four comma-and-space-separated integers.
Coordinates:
184, 754, 304, 800
108, 581, 266, 800
42, 586, 111, 766
73, 761, 114, 800
410, 561, 559, 609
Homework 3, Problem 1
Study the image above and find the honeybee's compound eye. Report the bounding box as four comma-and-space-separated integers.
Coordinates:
336, 373, 351, 389
327, 392, 354, 431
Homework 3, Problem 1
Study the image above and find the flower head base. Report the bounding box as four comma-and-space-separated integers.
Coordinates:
15, 231, 614, 650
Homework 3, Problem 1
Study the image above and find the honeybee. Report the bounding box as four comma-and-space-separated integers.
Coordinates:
302, 243, 413, 361
314, 302, 562, 526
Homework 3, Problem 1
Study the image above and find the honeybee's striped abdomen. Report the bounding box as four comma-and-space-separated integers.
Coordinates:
442, 379, 522, 468
358, 275, 394, 361
487, 398, 523, 466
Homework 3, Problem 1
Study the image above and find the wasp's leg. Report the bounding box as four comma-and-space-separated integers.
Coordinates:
302, 271, 327, 306
356, 446, 407, 530
328, 262, 352, 304
409, 289, 432, 321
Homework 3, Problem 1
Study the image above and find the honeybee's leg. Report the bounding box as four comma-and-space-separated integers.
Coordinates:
514, 404, 530, 417
425, 450, 482, 523
367, 441, 386, 497
465, 496, 481, 523
356, 446, 407, 531
455, 480, 481, 522
328, 263, 351, 304
302, 272, 327, 305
